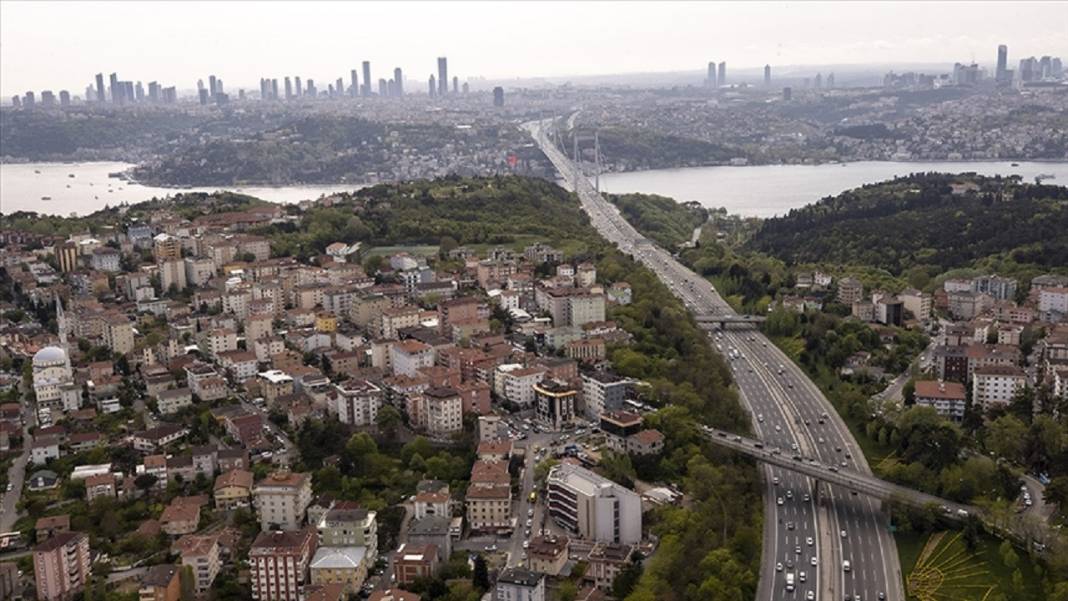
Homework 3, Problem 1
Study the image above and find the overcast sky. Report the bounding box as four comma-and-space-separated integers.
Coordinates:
2, 1, 1066, 96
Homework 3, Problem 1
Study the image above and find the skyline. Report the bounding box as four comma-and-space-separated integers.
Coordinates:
3, 1, 1068, 96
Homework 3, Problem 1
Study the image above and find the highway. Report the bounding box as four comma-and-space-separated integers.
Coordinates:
524, 117, 902, 601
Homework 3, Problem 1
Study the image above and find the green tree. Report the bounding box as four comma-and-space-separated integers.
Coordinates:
472, 554, 489, 591
986, 415, 1028, 463
611, 553, 644, 600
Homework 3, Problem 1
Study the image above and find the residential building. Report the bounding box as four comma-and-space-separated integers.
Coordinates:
582, 371, 628, 420
423, 387, 463, 437
972, 275, 1018, 301
250, 528, 318, 601
392, 543, 439, 586
527, 535, 569, 576
627, 429, 665, 456
33, 531, 91, 601
334, 380, 382, 426
972, 366, 1028, 412
837, 277, 863, 305
317, 505, 378, 562
391, 340, 435, 377
138, 564, 181, 601
253, 471, 313, 531
546, 462, 642, 544
160, 503, 200, 536
173, 534, 220, 593
600, 411, 643, 453
156, 387, 193, 414
587, 543, 635, 591
35, 515, 70, 543
900, 288, 932, 321
0, 562, 17, 600
1039, 287, 1068, 316
85, 473, 117, 502
214, 469, 254, 510
309, 546, 368, 595
534, 379, 576, 431
914, 380, 967, 421
495, 567, 545, 601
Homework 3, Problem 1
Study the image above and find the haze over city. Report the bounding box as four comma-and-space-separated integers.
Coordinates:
2, 1, 1068, 95
2, 3, 1068, 601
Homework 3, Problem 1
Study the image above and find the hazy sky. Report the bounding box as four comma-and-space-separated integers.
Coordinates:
2, 1, 1066, 96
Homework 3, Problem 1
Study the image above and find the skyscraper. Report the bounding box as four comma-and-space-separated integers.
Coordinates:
827, 73, 835, 88
59, 90, 71, 106
378, 78, 388, 96
996, 44, 1008, 82
284, 77, 292, 100
95, 73, 105, 103
272, 79, 279, 100
707, 61, 717, 88
428, 74, 436, 97
453, 76, 458, 94
717, 62, 726, 87
394, 68, 404, 96
437, 57, 448, 96
336, 77, 344, 98
764, 64, 771, 86
109, 72, 120, 104
493, 86, 504, 107
362, 61, 372, 96
209, 75, 217, 97
350, 69, 358, 97
295, 76, 303, 97
814, 73, 823, 89
148, 82, 160, 102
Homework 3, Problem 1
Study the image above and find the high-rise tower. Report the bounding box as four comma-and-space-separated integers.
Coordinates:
437, 57, 448, 96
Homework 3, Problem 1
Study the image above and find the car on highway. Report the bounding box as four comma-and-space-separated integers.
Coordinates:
522, 541, 529, 549
799, 571, 806, 582
840, 529, 847, 538
776, 562, 783, 572
810, 556, 817, 566
807, 591, 815, 600
777, 497, 784, 506
772, 476, 780, 485
842, 560, 851, 572
807, 537, 814, 546
795, 546, 801, 555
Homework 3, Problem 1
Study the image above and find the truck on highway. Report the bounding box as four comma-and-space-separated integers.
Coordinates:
785, 572, 795, 592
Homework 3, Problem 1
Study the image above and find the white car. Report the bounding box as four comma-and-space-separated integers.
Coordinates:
807, 591, 815, 600
806, 537, 814, 546
776, 562, 783, 572
811, 556, 818, 566
777, 497, 784, 506
522, 541, 529, 549
840, 529, 847, 538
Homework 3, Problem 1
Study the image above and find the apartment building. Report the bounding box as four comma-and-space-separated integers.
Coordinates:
972, 365, 1028, 411
534, 379, 576, 431
546, 463, 642, 544
174, 534, 221, 593
317, 504, 379, 562
582, 371, 629, 420
250, 528, 318, 601
253, 471, 313, 531
914, 380, 967, 421
33, 531, 91, 601
495, 567, 545, 601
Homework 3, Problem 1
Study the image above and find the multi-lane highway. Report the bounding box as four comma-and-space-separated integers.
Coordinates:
524, 117, 903, 601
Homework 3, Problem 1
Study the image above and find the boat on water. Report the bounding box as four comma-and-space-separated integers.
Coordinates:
1035, 173, 1056, 183
41, 196, 52, 201
68, 173, 75, 178
1011, 162, 1019, 166
34, 169, 40, 174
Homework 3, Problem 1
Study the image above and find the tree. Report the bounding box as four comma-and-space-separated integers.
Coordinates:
180, 565, 196, 601
611, 553, 644, 600
376, 405, 402, 442
134, 473, 158, 491
999, 540, 1019, 569
472, 554, 489, 591
986, 415, 1028, 463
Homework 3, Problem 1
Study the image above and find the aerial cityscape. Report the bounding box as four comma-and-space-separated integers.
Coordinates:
0, 2, 1067, 601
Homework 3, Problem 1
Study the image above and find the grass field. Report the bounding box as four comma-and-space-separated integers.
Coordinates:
898, 530, 1045, 601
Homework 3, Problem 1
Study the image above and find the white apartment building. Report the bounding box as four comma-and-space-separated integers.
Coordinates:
972, 365, 1028, 411
546, 462, 641, 544
253, 471, 313, 531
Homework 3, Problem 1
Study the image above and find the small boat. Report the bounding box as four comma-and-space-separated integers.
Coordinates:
66, 184, 71, 188
1011, 162, 1019, 166
34, 169, 40, 174
41, 196, 52, 201
1036, 173, 1056, 183
68, 173, 75, 178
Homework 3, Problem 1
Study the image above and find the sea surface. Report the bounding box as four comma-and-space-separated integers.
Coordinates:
0, 161, 360, 216
2, 160, 1066, 217
598, 160, 1068, 217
